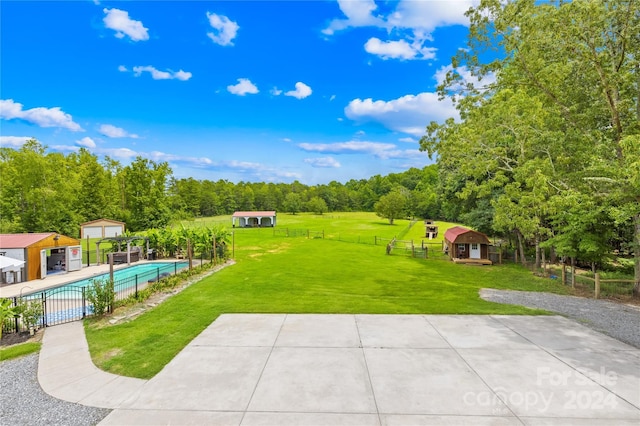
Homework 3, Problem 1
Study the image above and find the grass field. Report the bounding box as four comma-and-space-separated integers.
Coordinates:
0, 342, 41, 362
85, 212, 568, 379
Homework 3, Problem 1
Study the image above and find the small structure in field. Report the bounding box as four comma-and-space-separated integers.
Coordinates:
425, 220, 438, 240
80, 218, 125, 239
232, 211, 276, 228
0, 233, 82, 282
443, 226, 492, 265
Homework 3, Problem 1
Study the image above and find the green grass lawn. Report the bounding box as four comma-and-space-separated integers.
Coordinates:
0, 342, 41, 362
86, 213, 568, 379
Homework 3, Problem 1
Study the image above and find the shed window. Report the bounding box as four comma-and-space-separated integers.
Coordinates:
457, 244, 465, 251
471, 243, 478, 250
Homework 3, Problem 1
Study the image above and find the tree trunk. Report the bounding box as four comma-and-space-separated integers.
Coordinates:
515, 229, 526, 266
534, 235, 541, 269
634, 212, 640, 297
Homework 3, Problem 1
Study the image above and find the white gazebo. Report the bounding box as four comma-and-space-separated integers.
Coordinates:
232, 211, 277, 228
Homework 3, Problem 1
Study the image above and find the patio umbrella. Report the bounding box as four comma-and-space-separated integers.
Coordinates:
0, 255, 25, 269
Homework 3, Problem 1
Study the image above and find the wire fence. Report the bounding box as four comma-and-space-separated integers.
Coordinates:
518, 262, 637, 300
272, 220, 419, 247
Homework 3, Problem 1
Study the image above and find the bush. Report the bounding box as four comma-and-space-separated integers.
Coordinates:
0, 299, 16, 339
87, 279, 115, 316
16, 298, 43, 331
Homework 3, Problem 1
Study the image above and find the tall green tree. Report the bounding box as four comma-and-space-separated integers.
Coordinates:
374, 190, 408, 225
283, 192, 302, 214
123, 157, 173, 231
425, 0, 639, 289
306, 196, 328, 215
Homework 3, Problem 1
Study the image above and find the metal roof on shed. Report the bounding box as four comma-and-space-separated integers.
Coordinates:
0, 233, 54, 248
80, 218, 125, 226
444, 226, 491, 244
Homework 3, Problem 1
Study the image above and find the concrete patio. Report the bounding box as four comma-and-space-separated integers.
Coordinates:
38, 314, 640, 425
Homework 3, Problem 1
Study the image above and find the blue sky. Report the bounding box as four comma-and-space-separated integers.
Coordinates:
1, 0, 481, 185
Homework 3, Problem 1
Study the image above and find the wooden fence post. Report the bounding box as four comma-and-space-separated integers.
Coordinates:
562, 263, 566, 286
571, 257, 576, 288
595, 273, 600, 299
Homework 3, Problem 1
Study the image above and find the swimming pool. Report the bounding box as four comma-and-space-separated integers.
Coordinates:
44, 261, 189, 296
14, 261, 191, 327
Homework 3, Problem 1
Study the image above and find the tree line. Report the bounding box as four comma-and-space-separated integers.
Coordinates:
0, 140, 441, 235
421, 0, 639, 292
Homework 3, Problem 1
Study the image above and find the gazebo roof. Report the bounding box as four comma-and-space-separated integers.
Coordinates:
232, 211, 276, 217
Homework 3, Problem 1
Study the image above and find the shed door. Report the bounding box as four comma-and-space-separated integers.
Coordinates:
470, 243, 481, 259
40, 250, 47, 279
67, 246, 82, 272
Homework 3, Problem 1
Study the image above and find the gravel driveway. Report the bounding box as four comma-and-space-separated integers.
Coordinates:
481, 288, 640, 348
0, 353, 111, 426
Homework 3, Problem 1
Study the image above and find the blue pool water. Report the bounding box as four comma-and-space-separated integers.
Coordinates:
48, 261, 189, 294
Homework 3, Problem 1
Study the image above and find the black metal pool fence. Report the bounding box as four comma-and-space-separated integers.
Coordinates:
1, 261, 190, 336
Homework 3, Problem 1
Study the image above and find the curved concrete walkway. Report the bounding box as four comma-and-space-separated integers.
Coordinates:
38, 321, 147, 408
39, 315, 640, 425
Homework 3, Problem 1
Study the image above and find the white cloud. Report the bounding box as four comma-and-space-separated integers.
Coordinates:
99, 124, 139, 138
101, 147, 138, 159
283, 138, 292, 142
298, 140, 429, 164
285, 82, 312, 99
271, 87, 283, 96
399, 137, 417, 143
214, 160, 301, 181
387, 1, 476, 34
298, 141, 397, 157
118, 65, 128, 72
76, 137, 96, 148
103, 8, 149, 41
304, 157, 341, 168
434, 64, 496, 92
0, 136, 31, 147
131, 66, 192, 81
325, 0, 475, 35
0, 99, 83, 131
227, 78, 259, 96
324, 0, 476, 61
50, 145, 79, 153
323, 0, 384, 35
329, 95, 336, 101
206, 12, 239, 46
345, 92, 458, 136
364, 37, 436, 60
375, 148, 430, 161
147, 151, 213, 167
39, 142, 299, 181
173, 70, 192, 81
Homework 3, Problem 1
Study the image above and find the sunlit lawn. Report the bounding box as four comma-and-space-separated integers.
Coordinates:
0, 342, 41, 362
86, 213, 568, 379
